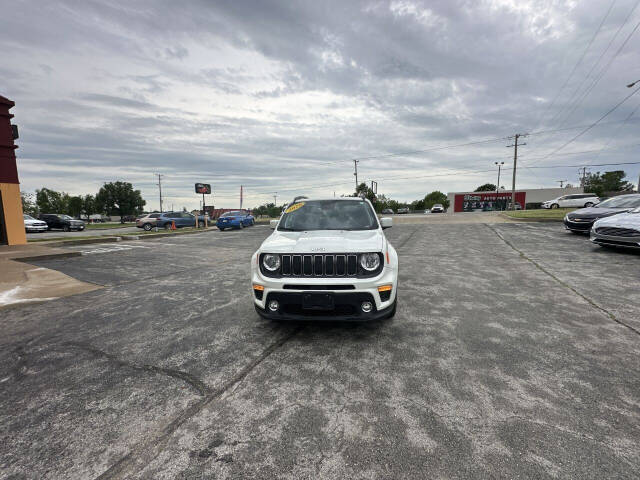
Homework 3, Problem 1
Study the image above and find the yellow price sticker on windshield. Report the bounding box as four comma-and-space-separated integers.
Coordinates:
285, 202, 305, 213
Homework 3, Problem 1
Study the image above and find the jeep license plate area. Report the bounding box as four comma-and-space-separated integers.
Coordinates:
302, 293, 334, 310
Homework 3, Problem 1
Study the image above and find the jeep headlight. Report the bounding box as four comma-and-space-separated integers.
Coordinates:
360, 253, 381, 271
262, 254, 281, 271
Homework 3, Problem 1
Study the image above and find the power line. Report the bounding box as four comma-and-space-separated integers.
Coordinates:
553, 16, 640, 130
532, 0, 617, 130
536, 84, 640, 162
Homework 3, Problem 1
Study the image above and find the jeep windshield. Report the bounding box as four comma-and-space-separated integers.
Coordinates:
278, 200, 378, 231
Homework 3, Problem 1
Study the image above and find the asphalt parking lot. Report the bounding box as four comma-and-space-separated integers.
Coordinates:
2, 222, 640, 479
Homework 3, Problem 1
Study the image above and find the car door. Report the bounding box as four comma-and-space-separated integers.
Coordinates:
182, 212, 195, 227
557, 196, 570, 207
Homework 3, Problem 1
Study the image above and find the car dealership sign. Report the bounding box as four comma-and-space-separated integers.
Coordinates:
195, 183, 211, 194
453, 191, 526, 212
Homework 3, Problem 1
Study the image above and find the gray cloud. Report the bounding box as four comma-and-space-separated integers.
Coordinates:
1, 0, 639, 209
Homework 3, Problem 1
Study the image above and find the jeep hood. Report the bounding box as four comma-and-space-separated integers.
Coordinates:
261, 229, 385, 253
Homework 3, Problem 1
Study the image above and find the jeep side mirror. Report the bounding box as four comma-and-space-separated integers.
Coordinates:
270, 219, 279, 229
380, 217, 393, 229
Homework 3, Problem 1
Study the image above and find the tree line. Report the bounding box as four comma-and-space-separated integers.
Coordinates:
22, 181, 146, 222
251, 184, 451, 217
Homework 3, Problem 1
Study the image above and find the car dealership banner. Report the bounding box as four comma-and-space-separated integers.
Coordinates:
453, 191, 526, 212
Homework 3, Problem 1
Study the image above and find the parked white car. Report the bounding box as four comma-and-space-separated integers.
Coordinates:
251, 197, 399, 321
541, 193, 599, 209
590, 207, 640, 249
431, 204, 445, 213
23, 214, 48, 232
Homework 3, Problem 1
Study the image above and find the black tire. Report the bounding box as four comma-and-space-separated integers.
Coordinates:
218, 227, 225, 231
550, 204, 559, 209
63, 225, 70, 232
164, 223, 172, 230
584, 202, 594, 208
143, 223, 152, 231
239, 222, 244, 229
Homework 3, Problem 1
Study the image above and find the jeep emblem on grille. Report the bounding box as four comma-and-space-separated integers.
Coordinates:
311, 247, 326, 252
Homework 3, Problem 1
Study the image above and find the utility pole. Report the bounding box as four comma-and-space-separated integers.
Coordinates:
579, 167, 589, 188
353, 159, 359, 191
273, 192, 277, 205
155, 173, 164, 212
556, 180, 567, 188
494, 161, 504, 211
507, 134, 526, 209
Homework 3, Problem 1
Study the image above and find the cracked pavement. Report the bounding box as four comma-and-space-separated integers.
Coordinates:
1, 223, 639, 479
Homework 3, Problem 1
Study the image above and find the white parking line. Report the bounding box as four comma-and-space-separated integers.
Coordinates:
79, 243, 151, 255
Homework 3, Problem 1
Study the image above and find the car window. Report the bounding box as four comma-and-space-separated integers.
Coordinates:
221, 211, 241, 217
596, 196, 640, 208
278, 200, 378, 231
149, 213, 161, 218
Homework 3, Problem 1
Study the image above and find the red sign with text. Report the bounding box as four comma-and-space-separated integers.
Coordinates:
453, 191, 526, 212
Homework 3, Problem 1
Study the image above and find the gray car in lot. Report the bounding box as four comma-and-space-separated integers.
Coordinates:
563, 194, 640, 233
590, 206, 640, 249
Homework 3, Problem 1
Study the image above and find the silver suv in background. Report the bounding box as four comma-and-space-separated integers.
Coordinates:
136, 213, 162, 231
542, 193, 599, 209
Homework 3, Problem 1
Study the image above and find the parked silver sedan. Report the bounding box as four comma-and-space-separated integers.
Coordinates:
23, 214, 48, 232
590, 207, 640, 249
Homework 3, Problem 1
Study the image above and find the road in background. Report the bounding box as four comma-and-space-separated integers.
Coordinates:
2, 223, 639, 479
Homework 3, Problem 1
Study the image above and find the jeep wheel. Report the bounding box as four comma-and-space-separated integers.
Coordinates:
63, 225, 70, 232
550, 203, 559, 209
143, 223, 152, 231
584, 202, 594, 208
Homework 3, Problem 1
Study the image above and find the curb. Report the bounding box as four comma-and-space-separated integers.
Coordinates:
30, 227, 219, 247
14, 251, 83, 263
498, 213, 563, 223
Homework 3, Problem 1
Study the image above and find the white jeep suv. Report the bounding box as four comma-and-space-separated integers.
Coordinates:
251, 197, 398, 321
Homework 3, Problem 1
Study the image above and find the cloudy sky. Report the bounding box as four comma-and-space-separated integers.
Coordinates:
1, 0, 639, 210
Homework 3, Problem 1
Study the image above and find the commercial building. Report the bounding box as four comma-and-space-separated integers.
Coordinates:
447, 187, 584, 213
0, 95, 26, 245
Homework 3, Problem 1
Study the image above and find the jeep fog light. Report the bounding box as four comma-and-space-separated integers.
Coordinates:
361, 301, 373, 313
268, 300, 279, 312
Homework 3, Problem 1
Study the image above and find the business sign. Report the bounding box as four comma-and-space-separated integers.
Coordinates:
453, 191, 526, 212
195, 183, 211, 194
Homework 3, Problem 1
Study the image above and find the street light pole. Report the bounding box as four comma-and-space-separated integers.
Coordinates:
495, 161, 504, 211
627, 79, 640, 88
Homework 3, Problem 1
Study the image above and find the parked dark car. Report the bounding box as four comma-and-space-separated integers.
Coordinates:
216, 210, 254, 230
39, 214, 85, 232
381, 208, 394, 215
564, 194, 640, 233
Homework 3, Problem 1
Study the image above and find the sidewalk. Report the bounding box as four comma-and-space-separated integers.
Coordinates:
0, 244, 100, 308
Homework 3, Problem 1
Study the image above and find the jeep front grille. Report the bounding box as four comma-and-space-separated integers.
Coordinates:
260, 253, 383, 278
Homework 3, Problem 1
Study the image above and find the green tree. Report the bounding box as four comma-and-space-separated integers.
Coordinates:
474, 183, 497, 192
95, 181, 146, 223
35, 188, 70, 213
21, 192, 38, 216
355, 182, 376, 203
82, 195, 96, 220
584, 170, 634, 197
68, 196, 83, 218
410, 198, 426, 211
424, 191, 449, 209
